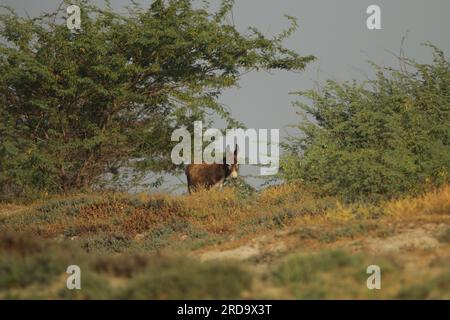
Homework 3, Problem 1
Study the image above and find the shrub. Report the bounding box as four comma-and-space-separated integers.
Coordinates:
0, 233, 80, 290
273, 250, 362, 284
118, 256, 251, 299
282, 45, 450, 201
397, 272, 450, 299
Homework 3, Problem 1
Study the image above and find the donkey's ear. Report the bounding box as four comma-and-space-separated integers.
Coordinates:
234, 144, 238, 156
225, 145, 231, 157
224, 145, 233, 164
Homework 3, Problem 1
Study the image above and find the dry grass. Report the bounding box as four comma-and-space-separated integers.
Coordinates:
0, 184, 449, 299
0, 184, 333, 241
382, 184, 450, 216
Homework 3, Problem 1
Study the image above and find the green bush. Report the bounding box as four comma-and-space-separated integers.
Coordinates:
0, 0, 313, 200
273, 250, 362, 284
118, 257, 251, 299
0, 232, 78, 290
397, 272, 450, 299
282, 45, 450, 201
81, 232, 133, 253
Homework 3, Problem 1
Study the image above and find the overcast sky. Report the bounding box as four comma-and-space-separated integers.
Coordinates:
2, 0, 449, 192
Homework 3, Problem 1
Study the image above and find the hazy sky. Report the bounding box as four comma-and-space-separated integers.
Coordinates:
2, 0, 449, 192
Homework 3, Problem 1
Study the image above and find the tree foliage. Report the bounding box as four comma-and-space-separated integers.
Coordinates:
282, 45, 450, 201
0, 0, 314, 199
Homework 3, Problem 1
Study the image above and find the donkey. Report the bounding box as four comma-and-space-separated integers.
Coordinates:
185, 146, 239, 194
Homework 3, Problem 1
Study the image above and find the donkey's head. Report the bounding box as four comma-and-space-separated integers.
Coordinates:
224, 145, 239, 179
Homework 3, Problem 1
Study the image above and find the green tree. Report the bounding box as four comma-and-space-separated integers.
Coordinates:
282, 45, 450, 201
0, 0, 314, 199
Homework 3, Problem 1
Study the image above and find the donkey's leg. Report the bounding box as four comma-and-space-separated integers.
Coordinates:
186, 176, 192, 194
211, 178, 225, 191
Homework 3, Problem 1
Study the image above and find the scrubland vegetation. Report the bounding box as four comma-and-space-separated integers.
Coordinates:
1, 0, 449, 300
282, 44, 450, 201
1, 183, 449, 299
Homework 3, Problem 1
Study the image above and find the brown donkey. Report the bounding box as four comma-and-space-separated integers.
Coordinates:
185, 146, 239, 194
